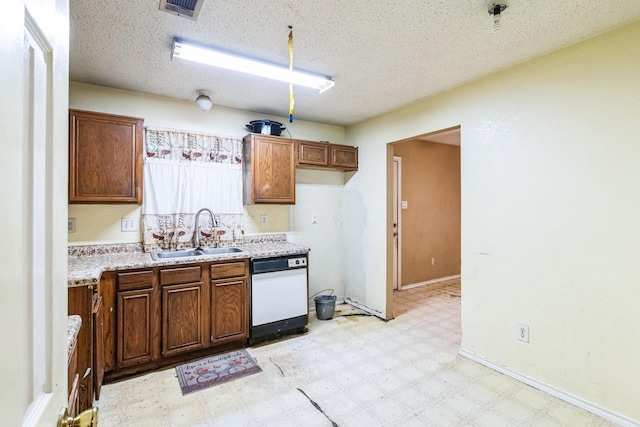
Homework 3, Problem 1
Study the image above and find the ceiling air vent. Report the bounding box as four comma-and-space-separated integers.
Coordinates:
159, 0, 204, 20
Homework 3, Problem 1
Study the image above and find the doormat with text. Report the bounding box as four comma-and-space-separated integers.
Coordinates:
175, 349, 262, 395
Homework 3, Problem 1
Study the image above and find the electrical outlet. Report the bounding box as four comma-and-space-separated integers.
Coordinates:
401, 200, 408, 209
517, 323, 529, 343
121, 217, 138, 232
312, 214, 318, 224
68, 218, 76, 233
260, 214, 268, 226
431, 257, 435, 265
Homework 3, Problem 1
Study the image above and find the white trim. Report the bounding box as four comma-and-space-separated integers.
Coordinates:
344, 298, 386, 319
22, 393, 52, 427
399, 274, 461, 290
459, 349, 640, 427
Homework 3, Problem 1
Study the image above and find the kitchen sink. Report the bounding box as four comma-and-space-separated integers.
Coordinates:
150, 247, 244, 260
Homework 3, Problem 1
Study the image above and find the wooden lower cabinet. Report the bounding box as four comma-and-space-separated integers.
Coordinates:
211, 278, 247, 342
210, 261, 248, 343
92, 295, 104, 400
100, 259, 249, 380
162, 282, 205, 356
117, 289, 156, 366
116, 268, 158, 368
68, 286, 94, 413
160, 265, 205, 356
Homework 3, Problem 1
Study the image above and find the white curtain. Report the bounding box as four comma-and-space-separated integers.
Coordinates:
142, 127, 244, 252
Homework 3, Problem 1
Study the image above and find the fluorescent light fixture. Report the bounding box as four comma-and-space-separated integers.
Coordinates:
172, 38, 335, 94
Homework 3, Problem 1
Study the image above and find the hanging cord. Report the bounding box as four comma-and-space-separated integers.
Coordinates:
288, 26, 295, 123
308, 288, 334, 301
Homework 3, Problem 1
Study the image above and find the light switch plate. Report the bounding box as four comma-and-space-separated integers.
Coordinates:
401, 200, 408, 209
517, 323, 529, 343
121, 217, 138, 232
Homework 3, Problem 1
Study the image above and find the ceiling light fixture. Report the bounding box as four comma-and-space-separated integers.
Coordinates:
195, 92, 213, 111
487, 2, 508, 33
172, 38, 335, 94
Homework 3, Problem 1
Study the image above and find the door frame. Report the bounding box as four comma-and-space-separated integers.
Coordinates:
392, 156, 402, 290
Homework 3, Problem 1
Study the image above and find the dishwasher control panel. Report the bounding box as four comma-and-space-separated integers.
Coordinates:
251, 253, 308, 274
287, 257, 307, 268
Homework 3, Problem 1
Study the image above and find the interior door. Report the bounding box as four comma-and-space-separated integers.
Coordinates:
0, 0, 70, 425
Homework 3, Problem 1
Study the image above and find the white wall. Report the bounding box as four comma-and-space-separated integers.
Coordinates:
344, 20, 640, 422
289, 169, 347, 301
2, 0, 69, 423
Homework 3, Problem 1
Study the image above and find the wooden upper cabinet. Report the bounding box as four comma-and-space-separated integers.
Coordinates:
296, 140, 358, 171
243, 134, 296, 204
69, 109, 144, 204
298, 140, 329, 167
330, 144, 358, 171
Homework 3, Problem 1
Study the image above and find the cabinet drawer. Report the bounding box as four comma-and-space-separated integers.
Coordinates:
160, 266, 202, 285
210, 261, 246, 280
117, 270, 153, 291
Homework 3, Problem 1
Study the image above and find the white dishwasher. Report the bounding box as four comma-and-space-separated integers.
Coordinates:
250, 253, 308, 343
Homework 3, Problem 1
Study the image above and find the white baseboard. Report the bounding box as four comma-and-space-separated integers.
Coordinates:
399, 274, 461, 290
459, 348, 639, 427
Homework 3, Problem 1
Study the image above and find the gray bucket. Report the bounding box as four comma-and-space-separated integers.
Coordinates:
314, 295, 337, 320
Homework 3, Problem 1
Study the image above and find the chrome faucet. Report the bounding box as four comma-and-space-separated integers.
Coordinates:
194, 208, 217, 250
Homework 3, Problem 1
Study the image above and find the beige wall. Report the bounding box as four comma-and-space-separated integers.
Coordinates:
68, 82, 346, 244
344, 20, 640, 422
67, 83, 350, 300
393, 140, 460, 285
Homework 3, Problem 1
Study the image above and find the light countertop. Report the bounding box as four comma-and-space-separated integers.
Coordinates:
68, 236, 309, 288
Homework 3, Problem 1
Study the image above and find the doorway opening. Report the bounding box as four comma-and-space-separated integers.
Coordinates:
388, 126, 461, 315
392, 156, 402, 290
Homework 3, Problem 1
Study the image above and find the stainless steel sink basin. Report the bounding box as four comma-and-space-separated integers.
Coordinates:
151, 247, 244, 260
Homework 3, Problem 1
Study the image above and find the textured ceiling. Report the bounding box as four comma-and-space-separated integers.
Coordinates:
69, 1, 640, 126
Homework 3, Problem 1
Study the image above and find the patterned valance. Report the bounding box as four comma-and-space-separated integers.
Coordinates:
145, 127, 242, 164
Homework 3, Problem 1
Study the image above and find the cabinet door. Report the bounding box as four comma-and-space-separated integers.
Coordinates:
330, 144, 358, 170
244, 135, 296, 204
297, 140, 329, 167
69, 109, 144, 204
162, 282, 205, 356
92, 295, 104, 400
117, 289, 154, 367
211, 278, 248, 343
67, 286, 93, 413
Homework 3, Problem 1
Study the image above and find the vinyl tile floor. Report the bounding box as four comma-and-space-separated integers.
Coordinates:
97, 279, 614, 426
